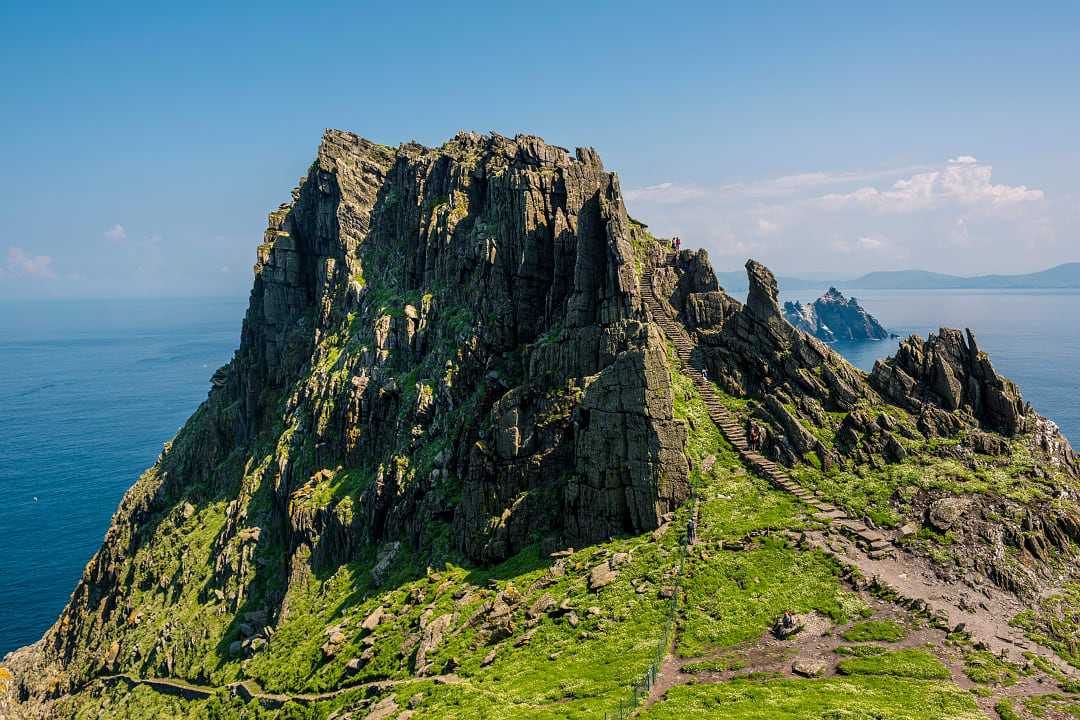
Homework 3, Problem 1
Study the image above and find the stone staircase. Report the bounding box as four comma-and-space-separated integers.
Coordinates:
640, 259, 893, 559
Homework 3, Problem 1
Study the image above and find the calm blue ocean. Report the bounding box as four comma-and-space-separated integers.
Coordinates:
0, 297, 246, 657
1, 290, 1078, 656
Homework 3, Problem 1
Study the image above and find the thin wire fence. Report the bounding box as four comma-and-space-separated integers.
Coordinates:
604, 488, 696, 720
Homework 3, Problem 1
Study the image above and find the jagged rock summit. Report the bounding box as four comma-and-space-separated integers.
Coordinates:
783, 287, 890, 342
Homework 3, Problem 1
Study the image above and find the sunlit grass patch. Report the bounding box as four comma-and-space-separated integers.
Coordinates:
841, 619, 906, 643
837, 649, 950, 680
638, 675, 982, 720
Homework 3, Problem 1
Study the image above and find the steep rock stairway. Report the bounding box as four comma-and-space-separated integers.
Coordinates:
639, 259, 891, 558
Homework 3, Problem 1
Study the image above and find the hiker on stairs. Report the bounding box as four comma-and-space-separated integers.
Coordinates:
748, 424, 762, 451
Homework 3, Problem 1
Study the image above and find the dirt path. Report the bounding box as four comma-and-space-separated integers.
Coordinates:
93, 671, 462, 709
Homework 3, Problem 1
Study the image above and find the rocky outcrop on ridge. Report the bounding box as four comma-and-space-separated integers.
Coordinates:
870, 328, 1028, 436
651, 252, 1076, 479
783, 287, 890, 342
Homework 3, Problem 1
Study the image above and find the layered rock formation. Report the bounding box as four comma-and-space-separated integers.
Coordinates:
783, 287, 890, 342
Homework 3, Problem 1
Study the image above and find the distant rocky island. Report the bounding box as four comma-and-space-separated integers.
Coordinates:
783, 287, 891, 341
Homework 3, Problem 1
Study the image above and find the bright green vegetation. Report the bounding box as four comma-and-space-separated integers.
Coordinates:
841, 619, 907, 643
680, 656, 746, 674
637, 676, 982, 720
246, 533, 684, 714
1012, 584, 1080, 669
836, 649, 951, 680
67, 524, 689, 719
627, 218, 662, 276
62, 684, 321, 720
790, 410, 1069, 530
835, 644, 888, 657
995, 698, 1023, 720
1023, 692, 1080, 718
679, 542, 861, 658
292, 467, 371, 511
963, 649, 1020, 686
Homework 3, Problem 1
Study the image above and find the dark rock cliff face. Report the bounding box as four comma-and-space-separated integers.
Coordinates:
783, 287, 890, 342
5, 131, 691, 702
657, 256, 873, 459
261, 130, 694, 560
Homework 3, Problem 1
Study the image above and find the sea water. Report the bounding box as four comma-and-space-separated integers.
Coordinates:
0, 298, 244, 656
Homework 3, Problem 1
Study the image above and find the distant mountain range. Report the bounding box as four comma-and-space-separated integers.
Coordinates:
718, 262, 1080, 293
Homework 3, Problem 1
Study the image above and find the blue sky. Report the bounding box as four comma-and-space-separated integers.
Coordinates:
1, 1, 1078, 298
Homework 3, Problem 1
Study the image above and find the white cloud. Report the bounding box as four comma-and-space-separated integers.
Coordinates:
622, 154, 1059, 275
816, 157, 1044, 214
103, 224, 127, 242
624, 182, 707, 204
830, 234, 888, 254
718, 164, 933, 199
4, 247, 57, 280
755, 218, 781, 235
626, 164, 934, 206
858, 235, 884, 250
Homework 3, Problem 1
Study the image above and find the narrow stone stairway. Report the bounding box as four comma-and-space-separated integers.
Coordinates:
640, 258, 892, 558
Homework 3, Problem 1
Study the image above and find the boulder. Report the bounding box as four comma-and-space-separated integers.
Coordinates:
361, 606, 385, 632
588, 562, 616, 591
927, 498, 973, 532
367, 697, 400, 720
792, 659, 828, 678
